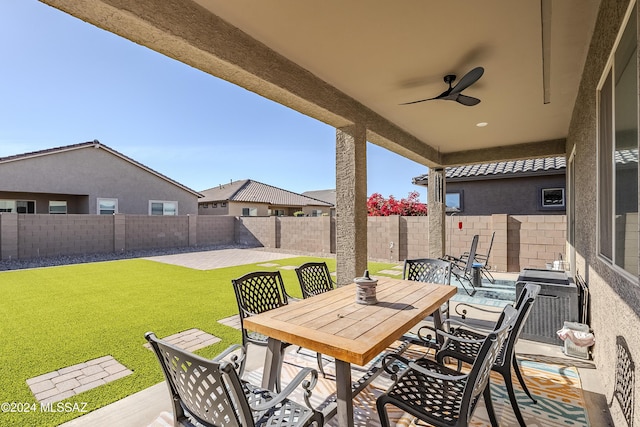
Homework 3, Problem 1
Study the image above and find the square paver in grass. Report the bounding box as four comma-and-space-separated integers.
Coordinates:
27, 356, 132, 404
256, 263, 280, 267
218, 315, 241, 330
143, 328, 221, 352
378, 269, 403, 276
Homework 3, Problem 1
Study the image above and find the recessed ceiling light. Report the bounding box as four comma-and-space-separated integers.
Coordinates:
476, 122, 488, 127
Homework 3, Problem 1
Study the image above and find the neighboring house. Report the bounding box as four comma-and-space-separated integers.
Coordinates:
302, 189, 336, 216
0, 141, 201, 215
198, 179, 333, 216
413, 157, 566, 215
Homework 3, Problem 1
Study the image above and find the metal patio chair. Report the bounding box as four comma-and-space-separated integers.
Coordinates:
442, 234, 479, 296
460, 231, 496, 283
145, 332, 323, 427
401, 258, 452, 347
232, 270, 325, 388
295, 261, 336, 298
417, 283, 541, 427
377, 304, 518, 427
295, 261, 337, 377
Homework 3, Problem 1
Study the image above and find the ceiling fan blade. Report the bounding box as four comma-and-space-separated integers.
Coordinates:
456, 94, 481, 106
450, 66, 484, 95
399, 96, 439, 105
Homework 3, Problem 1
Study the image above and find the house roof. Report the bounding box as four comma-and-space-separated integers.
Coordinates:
0, 140, 203, 197
302, 189, 336, 206
199, 179, 333, 207
412, 156, 566, 185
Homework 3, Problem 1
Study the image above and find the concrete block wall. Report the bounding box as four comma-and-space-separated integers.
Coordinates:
17, 214, 114, 259
367, 216, 400, 261
125, 215, 189, 250
403, 216, 429, 260
196, 216, 235, 246
508, 214, 567, 271
0, 214, 567, 271
235, 217, 275, 248
279, 216, 331, 254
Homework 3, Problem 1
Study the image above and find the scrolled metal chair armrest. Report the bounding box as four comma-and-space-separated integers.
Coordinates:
454, 302, 502, 320
407, 361, 467, 382
249, 367, 320, 412
213, 344, 246, 374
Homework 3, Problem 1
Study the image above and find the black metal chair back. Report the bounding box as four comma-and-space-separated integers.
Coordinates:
295, 262, 335, 298
145, 332, 251, 427
402, 258, 451, 285
231, 271, 289, 347
436, 283, 541, 427
377, 304, 518, 427
146, 332, 322, 427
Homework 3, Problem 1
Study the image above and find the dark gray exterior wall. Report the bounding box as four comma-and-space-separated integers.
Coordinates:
447, 173, 566, 215
0, 146, 198, 215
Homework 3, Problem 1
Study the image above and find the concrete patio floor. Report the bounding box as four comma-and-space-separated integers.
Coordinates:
56, 248, 613, 427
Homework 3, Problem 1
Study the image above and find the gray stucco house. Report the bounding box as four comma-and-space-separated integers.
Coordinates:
413, 157, 566, 215
198, 179, 333, 216
0, 141, 201, 215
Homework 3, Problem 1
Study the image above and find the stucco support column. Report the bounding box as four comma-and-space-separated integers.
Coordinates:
428, 168, 446, 258
336, 124, 368, 286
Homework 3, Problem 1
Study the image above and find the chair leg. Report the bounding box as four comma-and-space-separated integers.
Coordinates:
375, 399, 392, 427
481, 268, 496, 284
316, 352, 326, 378
513, 355, 537, 403
502, 368, 528, 427
483, 385, 499, 427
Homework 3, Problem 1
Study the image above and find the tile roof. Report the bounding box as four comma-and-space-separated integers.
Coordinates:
412, 156, 566, 185
0, 140, 202, 196
199, 179, 333, 207
302, 189, 336, 206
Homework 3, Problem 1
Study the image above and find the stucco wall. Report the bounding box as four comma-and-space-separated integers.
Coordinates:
446, 174, 566, 215
0, 146, 198, 215
567, 1, 640, 426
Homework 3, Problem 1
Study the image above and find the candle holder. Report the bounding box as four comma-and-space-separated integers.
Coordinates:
355, 270, 378, 305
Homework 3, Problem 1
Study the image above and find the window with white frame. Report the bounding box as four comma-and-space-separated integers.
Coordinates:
97, 198, 118, 215
150, 201, 177, 216
241, 207, 258, 216
597, 2, 638, 277
311, 209, 323, 217
541, 188, 565, 208
445, 192, 462, 212
49, 201, 67, 214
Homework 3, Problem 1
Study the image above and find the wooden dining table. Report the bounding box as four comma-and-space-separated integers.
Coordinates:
243, 276, 457, 426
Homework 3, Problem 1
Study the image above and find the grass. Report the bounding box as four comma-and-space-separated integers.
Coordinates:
0, 255, 398, 427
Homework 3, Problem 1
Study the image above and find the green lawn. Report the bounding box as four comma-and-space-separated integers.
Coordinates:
0, 256, 398, 426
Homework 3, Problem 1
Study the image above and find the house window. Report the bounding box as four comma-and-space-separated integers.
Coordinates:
597, 2, 638, 277
212, 203, 217, 208
311, 209, 323, 217
221, 202, 227, 207
0, 200, 16, 212
97, 198, 118, 215
150, 201, 177, 216
446, 192, 462, 212
16, 201, 35, 214
272, 209, 285, 216
541, 188, 565, 208
49, 201, 67, 214
242, 207, 257, 216
0, 200, 35, 213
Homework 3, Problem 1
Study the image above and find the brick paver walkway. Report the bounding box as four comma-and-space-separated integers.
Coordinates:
27, 356, 132, 404
143, 328, 220, 352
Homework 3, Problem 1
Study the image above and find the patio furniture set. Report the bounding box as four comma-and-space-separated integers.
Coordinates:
145, 236, 541, 427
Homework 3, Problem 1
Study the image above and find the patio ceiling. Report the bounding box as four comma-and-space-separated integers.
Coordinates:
40, 0, 600, 167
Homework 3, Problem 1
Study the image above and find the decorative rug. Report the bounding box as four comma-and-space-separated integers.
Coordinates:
246, 343, 590, 427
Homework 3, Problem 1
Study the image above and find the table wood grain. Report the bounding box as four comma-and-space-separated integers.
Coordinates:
244, 276, 457, 366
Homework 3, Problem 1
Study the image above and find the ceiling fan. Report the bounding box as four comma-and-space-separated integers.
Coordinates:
401, 66, 484, 106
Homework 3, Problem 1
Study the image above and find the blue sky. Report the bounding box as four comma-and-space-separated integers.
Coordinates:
0, 1, 428, 199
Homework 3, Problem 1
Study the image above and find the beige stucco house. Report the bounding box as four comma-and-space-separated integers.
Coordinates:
413, 157, 566, 215
198, 179, 333, 216
0, 141, 201, 215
